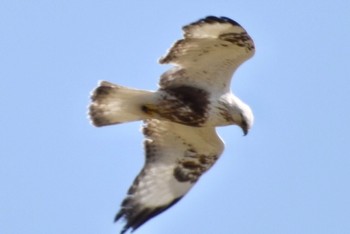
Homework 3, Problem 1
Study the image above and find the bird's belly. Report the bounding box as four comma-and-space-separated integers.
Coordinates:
142, 99, 235, 127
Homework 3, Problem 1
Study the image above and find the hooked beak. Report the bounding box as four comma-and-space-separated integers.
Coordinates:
242, 126, 249, 136
240, 119, 249, 136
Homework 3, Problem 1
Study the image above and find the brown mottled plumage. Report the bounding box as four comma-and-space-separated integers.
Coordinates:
88, 16, 255, 233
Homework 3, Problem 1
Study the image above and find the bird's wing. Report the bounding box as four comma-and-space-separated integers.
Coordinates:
159, 16, 255, 92
115, 119, 224, 233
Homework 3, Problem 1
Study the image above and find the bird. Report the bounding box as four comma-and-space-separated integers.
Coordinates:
88, 16, 255, 234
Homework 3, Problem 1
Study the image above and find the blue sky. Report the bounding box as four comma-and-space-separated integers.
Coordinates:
1, 1, 350, 234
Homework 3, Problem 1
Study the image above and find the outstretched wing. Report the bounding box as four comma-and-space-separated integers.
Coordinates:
115, 119, 224, 233
159, 16, 255, 92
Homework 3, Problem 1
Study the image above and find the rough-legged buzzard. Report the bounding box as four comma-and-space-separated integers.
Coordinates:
89, 16, 255, 233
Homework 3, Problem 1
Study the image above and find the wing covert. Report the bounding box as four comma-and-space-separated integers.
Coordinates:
158, 16, 255, 92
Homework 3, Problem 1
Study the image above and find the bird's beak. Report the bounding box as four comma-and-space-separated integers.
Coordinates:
242, 126, 248, 136
239, 121, 249, 136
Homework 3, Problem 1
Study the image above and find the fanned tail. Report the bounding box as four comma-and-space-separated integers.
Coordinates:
89, 81, 154, 126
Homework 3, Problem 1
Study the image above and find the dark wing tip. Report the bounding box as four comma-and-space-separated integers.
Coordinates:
184, 16, 241, 29
114, 197, 183, 234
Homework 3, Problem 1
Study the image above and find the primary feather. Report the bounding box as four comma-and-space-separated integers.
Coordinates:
115, 120, 224, 233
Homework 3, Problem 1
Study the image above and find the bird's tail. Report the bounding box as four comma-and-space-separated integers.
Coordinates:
89, 81, 154, 127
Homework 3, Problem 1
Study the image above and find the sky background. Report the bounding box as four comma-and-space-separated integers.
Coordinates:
1, 1, 350, 234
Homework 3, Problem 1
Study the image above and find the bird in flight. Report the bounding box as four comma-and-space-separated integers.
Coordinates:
89, 16, 255, 234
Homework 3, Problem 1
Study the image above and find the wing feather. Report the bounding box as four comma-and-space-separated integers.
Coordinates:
159, 16, 255, 92
115, 119, 224, 233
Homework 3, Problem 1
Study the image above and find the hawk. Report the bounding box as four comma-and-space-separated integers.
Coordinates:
89, 16, 255, 233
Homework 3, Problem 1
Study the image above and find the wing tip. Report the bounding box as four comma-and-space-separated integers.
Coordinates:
183, 16, 241, 30
114, 196, 183, 234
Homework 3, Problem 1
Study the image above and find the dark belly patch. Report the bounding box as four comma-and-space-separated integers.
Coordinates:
143, 85, 210, 126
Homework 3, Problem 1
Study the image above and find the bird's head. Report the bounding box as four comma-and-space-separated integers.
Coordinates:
230, 96, 254, 136
239, 105, 254, 136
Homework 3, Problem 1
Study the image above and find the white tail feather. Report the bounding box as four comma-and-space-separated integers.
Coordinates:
89, 81, 155, 126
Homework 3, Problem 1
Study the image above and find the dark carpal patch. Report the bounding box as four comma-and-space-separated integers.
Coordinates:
143, 85, 210, 126
219, 32, 255, 51
174, 150, 219, 183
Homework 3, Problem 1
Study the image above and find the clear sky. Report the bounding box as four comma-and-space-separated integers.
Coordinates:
1, 1, 350, 234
